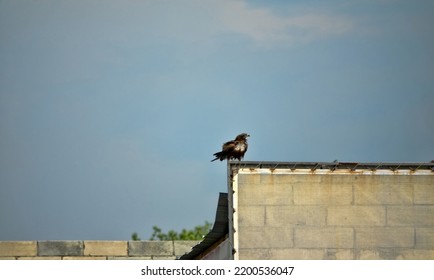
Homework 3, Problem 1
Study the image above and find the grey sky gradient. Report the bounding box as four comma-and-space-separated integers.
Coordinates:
1, 0, 433, 240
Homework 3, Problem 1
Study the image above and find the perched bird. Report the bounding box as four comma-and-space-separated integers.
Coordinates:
211, 133, 250, 162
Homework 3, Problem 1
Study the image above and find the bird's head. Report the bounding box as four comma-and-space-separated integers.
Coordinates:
236, 133, 250, 140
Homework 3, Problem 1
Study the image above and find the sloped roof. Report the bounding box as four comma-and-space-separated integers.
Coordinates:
179, 192, 228, 260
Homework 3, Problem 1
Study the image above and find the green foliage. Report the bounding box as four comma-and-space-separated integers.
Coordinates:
131, 232, 141, 241
131, 221, 212, 241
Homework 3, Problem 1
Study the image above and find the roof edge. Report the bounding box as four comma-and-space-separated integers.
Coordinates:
229, 161, 434, 172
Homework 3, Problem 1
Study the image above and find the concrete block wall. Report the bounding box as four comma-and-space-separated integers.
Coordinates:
0, 240, 199, 260
234, 170, 434, 260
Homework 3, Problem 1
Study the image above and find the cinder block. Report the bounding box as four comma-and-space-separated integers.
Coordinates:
387, 206, 434, 226
237, 173, 260, 185
358, 249, 395, 260
238, 226, 293, 249
269, 248, 324, 260
128, 241, 173, 256
237, 248, 271, 260
357, 250, 381, 260
293, 184, 352, 205
416, 228, 434, 249
327, 206, 386, 226
238, 181, 293, 206
335, 250, 354, 260
266, 206, 326, 226
62, 256, 107, 260
354, 182, 413, 205
173, 241, 200, 256
295, 227, 354, 248
357, 249, 402, 260
84, 241, 127, 256
238, 248, 324, 260
108, 256, 152, 260
414, 184, 434, 204
289, 174, 323, 184
237, 206, 265, 226
152, 256, 177, 260
359, 248, 434, 260
38, 241, 83, 256
17, 257, 62, 260
325, 249, 354, 260
395, 249, 434, 260
355, 227, 414, 248
0, 241, 37, 257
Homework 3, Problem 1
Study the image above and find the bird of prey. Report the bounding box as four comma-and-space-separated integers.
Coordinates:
211, 133, 250, 162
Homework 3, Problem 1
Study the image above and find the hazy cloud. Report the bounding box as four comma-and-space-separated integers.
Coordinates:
217, 0, 353, 47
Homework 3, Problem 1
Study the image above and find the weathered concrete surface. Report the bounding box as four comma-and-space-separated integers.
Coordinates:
234, 170, 434, 260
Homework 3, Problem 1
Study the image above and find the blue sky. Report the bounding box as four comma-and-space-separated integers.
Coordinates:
1, 0, 433, 240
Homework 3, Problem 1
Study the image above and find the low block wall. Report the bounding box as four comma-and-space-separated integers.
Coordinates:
0, 240, 199, 260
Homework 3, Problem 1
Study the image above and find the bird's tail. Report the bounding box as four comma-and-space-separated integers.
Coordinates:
211, 151, 224, 162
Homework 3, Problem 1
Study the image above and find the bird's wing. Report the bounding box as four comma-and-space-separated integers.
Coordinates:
222, 140, 236, 152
